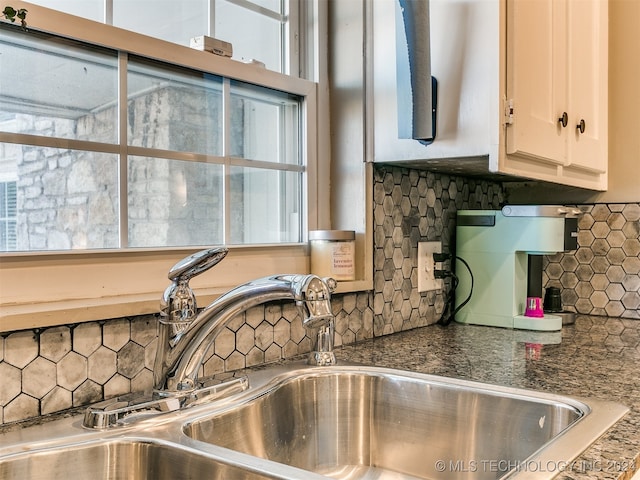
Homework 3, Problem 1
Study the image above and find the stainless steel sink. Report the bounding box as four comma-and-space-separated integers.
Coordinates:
0, 363, 628, 480
184, 365, 629, 480
0, 438, 285, 480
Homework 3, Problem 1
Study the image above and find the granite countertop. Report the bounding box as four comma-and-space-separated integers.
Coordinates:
337, 315, 640, 480
2, 315, 637, 480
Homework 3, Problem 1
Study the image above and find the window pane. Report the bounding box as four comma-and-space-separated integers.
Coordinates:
215, 0, 282, 71
113, 0, 208, 46
128, 58, 224, 156
0, 181, 17, 251
128, 157, 223, 247
28, 0, 104, 22
0, 28, 118, 143
249, 0, 282, 13
230, 81, 301, 164
0, 143, 119, 251
229, 166, 301, 245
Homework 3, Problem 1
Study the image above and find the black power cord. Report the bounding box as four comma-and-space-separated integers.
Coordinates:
433, 253, 474, 326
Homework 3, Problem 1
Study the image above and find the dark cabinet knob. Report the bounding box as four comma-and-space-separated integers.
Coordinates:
558, 112, 568, 128
576, 119, 586, 134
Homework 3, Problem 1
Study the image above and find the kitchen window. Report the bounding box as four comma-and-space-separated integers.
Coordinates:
0, 2, 324, 329
27, 0, 297, 75
0, 15, 305, 252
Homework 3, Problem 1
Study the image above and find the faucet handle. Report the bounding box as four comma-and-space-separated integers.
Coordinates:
161, 247, 229, 325
168, 247, 229, 283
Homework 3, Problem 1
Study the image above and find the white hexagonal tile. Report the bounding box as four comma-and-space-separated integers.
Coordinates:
590, 204, 610, 221
57, 351, 88, 390
606, 230, 626, 248
622, 238, 640, 257
622, 221, 640, 239
577, 230, 595, 247
606, 265, 626, 283
265, 304, 281, 326
621, 204, 640, 221
622, 274, 640, 292
144, 337, 158, 370
591, 238, 610, 256
605, 301, 625, 317
245, 306, 265, 328
255, 321, 274, 351
40, 327, 72, 362
590, 273, 609, 291
282, 302, 299, 322
246, 346, 265, 368
103, 319, 131, 351
73, 380, 103, 407
117, 342, 145, 379
72, 322, 102, 357
104, 373, 130, 399
282, 340, 299, 359
575, 247, 594, 264
202, 355, 224, 378
0, 362, 21, 405
342, 294, 357, 314
605, 283, 625, 301
226, 314, 245, 332
560, 272, 578, 289
290, 317, 306, 344
591, 221, 610, 239
41, 386, 72, 415
273, 318, 291, 347
622, 291, 640, 310
264, 343, 281, 363
4, 331, 38, 368
131, 315, 158, 347
623, 257, 640, 275
131, 368, 154, 393
23, 357, 57, 398
560, 255, 579, 272
4, 393, 38, 423
235, 324, 255, 355
588, 290, 609, 309
213, 327, 235, 359
224, 351, 245, 371
87, 347, 117, 385
606, 212, 626, 230
578, 213, 595, 230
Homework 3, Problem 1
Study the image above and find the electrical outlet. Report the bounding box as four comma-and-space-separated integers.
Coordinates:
417, 241, 443, 292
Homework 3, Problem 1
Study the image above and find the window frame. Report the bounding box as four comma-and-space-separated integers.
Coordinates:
0, 1, 327, 332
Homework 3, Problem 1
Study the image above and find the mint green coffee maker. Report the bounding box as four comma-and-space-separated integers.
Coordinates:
454, 206, 581, 331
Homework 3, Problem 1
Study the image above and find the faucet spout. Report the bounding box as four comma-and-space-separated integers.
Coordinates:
154, 266, 337, 395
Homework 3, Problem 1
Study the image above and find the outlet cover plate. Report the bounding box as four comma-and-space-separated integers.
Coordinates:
417, 241, 443, 292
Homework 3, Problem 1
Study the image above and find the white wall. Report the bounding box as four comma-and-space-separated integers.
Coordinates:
599, 0, 640, 203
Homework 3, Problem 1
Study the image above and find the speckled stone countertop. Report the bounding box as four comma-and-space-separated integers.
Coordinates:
337, 315, 640, 480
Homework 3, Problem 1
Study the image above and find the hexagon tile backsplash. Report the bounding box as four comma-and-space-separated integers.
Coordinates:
543, 203, 640, 319
1, 165, 639, 427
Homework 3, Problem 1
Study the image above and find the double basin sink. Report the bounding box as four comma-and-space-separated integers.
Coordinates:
0, 363, 628, 480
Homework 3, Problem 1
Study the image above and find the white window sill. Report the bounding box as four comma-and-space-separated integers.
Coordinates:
0, 246, 373, 333
0, 279, 373, 332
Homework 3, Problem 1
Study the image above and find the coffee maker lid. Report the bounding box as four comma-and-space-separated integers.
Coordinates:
501, 205, 582, 218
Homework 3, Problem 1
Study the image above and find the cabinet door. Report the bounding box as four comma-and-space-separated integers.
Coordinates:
371, 0, 500, 163
566, 0, 607, 173
505, 0, 567, 165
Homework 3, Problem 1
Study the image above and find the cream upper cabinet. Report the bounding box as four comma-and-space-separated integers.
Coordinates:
371, 0, 500, 164
502, 0, 608, 189
368, 0, 608, 191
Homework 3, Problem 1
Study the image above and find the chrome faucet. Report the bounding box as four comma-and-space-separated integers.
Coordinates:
153, 247, 337, 395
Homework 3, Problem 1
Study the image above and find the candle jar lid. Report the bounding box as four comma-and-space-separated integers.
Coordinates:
309, 230, 355, 241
